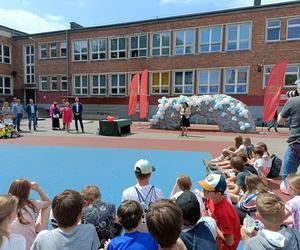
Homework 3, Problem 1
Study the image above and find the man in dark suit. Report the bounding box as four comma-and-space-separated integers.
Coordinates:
72, 97, 84, 133
26, 98, 38, 131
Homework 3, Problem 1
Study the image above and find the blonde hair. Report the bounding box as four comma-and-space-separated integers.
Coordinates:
0, 194, 18, 247
288, 175, 300, 194
81, 184, 101, 203
3, 102, 8, 108
256, 193, 285, 225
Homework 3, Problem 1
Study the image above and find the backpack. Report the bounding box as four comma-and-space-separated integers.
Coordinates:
267, 154, 282, 178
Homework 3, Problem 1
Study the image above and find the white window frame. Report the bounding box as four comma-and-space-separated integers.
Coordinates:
150, 71, 170, 95
60, 41, 67, 58
0, 44, 11, 64
109, 73, 127, 96
151, 31, 171, 57
287, 17, 300, 41
73, 75, 88, 95
174, 29, 195, 55
109, 37, 126, 59
199, 25, 222, 53
285, 65, 299, 87
173, 70, 194, 95
90, 38, 106, 61
91, 74, 107, 96
72, 40, 88, 61
197, 69, 221, 94
223, 67, 249, 94
39, 76, 48, 91
226, 22, 252, 51
24, 45, 35, 85
50, 42, 57, 58
130, 34, 147, 58
50, 76, 58, 91
61, 76, 68, 91
266, 19, 281, 42
39, 44, 47, 59
0, 75, 12, 95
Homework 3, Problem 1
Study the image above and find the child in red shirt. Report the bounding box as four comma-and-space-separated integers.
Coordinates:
199, 174, 241, 250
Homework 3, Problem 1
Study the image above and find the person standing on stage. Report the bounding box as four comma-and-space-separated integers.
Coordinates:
72, 97, 84, 133
180, 102, 191, 137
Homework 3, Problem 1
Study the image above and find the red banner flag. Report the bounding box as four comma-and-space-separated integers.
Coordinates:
128, 74, 139, 116
263, 59, 288, 122
140, 69, 148, 119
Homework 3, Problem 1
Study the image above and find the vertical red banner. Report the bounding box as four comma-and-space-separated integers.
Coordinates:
128, 74, 139, 116
263, 60, 288, 122
140, 69, 148, 119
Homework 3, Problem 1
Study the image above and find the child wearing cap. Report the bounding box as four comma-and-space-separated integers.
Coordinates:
199, 174, 241, 250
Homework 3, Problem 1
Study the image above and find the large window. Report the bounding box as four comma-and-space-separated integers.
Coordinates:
50, 76, 58, 90
110, 73, 126, 95
73, 40, 88, 61
152, 32, 170, 56
199, 26, 222, 53
263, 65, 299, 87
174, 30, 195, 55
226, 22, 251, 51
0, 44, 11, 64
24, 45, 35, 84
151, 72, 169, 94
0, 76, 12, 95
39, 44, 47, 59
91, 38, 106, 60
287, 18, 300, 40
61, 76, 68, 91
50, 42, 57, 58
174, 71, 194, 94
110, 37, 126, 59
60, 41, 67, 57
91, 75, 106, 95
198, 69, 220, 94
39, 76, 48, 91
130, 34, 147, 58
224, 67, 249, 94
266, 19, 281, 42
74, 75, 88, 95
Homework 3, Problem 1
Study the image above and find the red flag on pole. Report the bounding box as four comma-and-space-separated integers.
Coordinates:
263, 59, 288, 122
128, 74, 139, 116
140, 69, 148, 119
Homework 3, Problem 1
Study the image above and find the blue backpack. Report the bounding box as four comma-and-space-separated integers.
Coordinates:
267, 154, 282, 178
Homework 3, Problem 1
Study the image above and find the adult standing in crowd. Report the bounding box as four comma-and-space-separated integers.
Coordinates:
26, 99, 38, 131
60, 98, 66, 130
12, 99, 24, 132
180, 102, 191, 137
278, 81, 300, 194
1, 102, 11, 120
52, 102, 60, 130
72, 97, 84, 133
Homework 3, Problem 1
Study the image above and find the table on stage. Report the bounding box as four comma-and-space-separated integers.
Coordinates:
98, 119, 132, 136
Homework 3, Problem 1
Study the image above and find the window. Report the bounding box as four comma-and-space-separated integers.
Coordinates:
152, 32, 170, 56
39, 44, 47, 59
50, 76, 58, 90
0, 76, 12, 95
60, 41, 67, 57
151, 72, 169, 94
130, 34, 147, 58
74, 75, 88, 95
91, 38, 106, 60
110, 37, 126, 59
110, 74, 126, 95
174, 71, 194, 94
224, 67, 249, 94
91, 75, 106, 95
263, 65, 299, 87
174, 30, 195, 55
50, 42, 57, 58
24, 45, 35, 84
73, 40, 88, 61
226, 22, 251, 51
287, 18, 300, 40
266, 19, 281, 42
61, 76, 68, 91
199, 26, 222, 53
198, 69, 220, 94
0, 45, 11, 64
263, 65, 273, 87
40, 76, 48, 91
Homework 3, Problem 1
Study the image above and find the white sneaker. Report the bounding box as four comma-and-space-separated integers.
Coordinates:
280, 181, 289, 195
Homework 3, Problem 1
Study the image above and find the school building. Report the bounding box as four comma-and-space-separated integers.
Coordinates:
0, 0, 300, 120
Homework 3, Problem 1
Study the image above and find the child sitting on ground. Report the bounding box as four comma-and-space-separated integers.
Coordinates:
251, 147, 267, 185
241, 193, 300, 250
